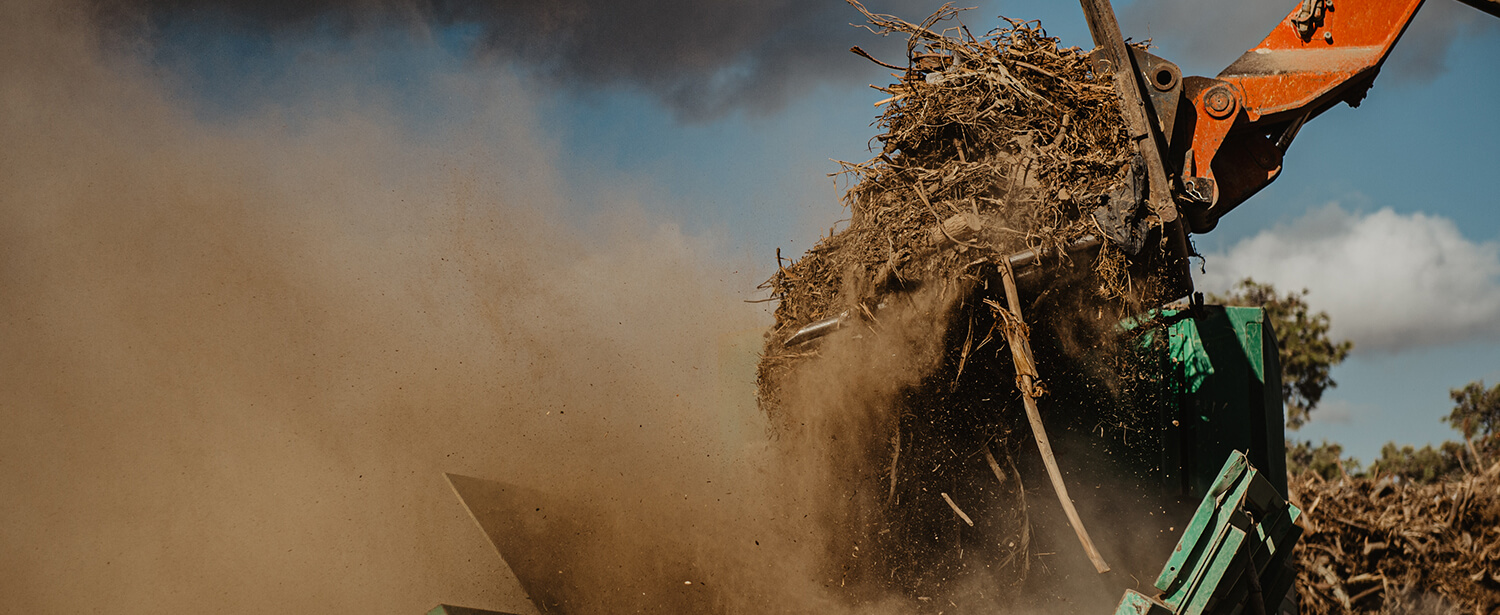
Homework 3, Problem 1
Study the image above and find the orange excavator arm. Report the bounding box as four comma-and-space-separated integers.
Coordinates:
782, 0, 1496, 345
1080, 0, 1498, 240
1170, 0, 1499, 232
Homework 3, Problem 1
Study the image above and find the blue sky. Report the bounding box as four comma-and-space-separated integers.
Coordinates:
150, 0, 1500, 462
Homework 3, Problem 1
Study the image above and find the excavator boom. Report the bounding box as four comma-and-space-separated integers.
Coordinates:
1082, 0, 1497, 236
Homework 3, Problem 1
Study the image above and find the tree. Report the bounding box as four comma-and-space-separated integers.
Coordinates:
1369, 441, 1465, 484
1363, 381, 1497, 483
1445, 380, 1499, 461
1285, 439, 1358, 480
1210, 278, 1353, 429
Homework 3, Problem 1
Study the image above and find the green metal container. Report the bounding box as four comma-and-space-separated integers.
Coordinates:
1147, 305, 1287, 499
1011, 304, 1291, 605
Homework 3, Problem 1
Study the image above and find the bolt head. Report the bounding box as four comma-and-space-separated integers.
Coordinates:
1204, 86, 1235, 118
1324, 31, 1333, 42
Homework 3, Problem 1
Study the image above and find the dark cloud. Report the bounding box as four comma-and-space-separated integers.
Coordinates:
1381, 0, 1499, 84
92, 0, 951, 119
1119, 0, 1497, 81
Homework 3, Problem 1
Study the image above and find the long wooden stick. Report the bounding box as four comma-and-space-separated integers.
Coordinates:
996, 260, 1111, 573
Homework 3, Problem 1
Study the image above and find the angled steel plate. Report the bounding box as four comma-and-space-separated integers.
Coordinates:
445, 474, 599, 615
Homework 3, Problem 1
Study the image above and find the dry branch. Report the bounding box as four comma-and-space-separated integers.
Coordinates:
1290, 464, 1500, 614
996, 259, 1109, 574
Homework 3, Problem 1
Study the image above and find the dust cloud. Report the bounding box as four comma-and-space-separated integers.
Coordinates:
0, 1, 909, 613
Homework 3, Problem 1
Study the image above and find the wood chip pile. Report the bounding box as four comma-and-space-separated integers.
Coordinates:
1289, 463, 1500, 615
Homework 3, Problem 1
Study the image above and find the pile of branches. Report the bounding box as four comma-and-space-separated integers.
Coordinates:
1288, 462, 1500, 614
760, 1, 1138, 349
747, 3, 1180, 609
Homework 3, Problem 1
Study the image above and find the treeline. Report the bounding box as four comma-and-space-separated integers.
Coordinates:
1215, 278, 1498, 484
1289, 380, 1499, 483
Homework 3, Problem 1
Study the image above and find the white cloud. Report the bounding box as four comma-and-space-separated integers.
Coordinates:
1197, 203, 1500, 352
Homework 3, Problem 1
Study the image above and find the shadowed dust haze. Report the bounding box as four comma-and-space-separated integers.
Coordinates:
0, 0, 943, 612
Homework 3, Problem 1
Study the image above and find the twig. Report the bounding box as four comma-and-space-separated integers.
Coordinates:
940, 492, 975, 526
1465, 436, 1485, 470
1348, 583, 1383, 604
850, 45, 906, 70
984, 446, 1007, 485
889, 427, 901, 500
953, 312, 975, 384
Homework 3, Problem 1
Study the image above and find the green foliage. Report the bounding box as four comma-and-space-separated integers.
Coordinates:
1286, 439, 1359, 480
1359, 381, 1498, 484
1446, 380, 1500, 457
1210, 278, 1353, 429
1369, 441, 1466, 484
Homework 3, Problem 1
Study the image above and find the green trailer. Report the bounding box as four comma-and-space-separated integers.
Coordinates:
1038, 304, 1301, 615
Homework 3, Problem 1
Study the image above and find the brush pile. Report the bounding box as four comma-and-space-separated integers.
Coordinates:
753, 2, 1164, 608
1288, 463, 1500, 614
759, 2, 1142, 362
